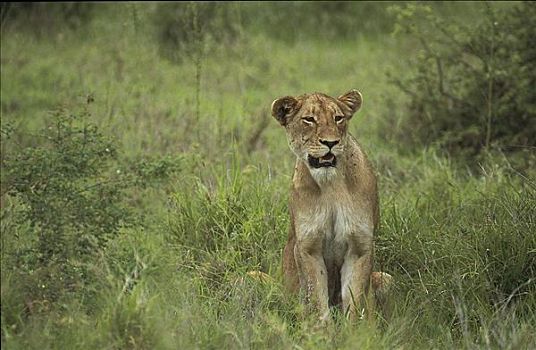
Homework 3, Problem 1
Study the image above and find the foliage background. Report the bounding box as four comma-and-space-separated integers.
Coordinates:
1, 2, 535, 349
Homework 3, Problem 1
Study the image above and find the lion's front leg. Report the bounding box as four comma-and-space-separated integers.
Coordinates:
294, 242, 330, 322
341, 236, 373, 320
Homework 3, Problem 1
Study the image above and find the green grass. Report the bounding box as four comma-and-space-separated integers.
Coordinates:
1, 3, 535, 349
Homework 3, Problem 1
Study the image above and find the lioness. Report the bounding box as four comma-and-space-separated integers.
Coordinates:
271, 90, 391, 322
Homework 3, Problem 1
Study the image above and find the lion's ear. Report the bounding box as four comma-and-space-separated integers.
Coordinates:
271, 96, 299, 126
337, 89, 362, 118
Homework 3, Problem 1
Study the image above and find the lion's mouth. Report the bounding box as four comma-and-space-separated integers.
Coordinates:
308, 153, 337, 168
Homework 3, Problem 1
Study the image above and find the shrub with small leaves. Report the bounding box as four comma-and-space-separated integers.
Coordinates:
2, 105, 132, 303
387, 2, 536, 155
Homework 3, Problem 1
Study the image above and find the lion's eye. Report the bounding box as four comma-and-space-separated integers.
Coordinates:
302, 117, 316, 125
335, 115, 345, 123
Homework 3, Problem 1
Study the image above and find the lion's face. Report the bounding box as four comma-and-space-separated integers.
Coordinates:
271, 90, 362, 175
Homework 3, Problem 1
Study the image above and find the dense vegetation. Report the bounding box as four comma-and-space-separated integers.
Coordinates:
388, 2, 536, 155
1, 2, 535, 349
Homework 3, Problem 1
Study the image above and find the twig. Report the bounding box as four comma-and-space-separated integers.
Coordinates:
246, 113, 270, 155
418, 36, 473, 109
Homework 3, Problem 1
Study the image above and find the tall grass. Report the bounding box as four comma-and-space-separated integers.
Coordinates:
1, 3, 535, 349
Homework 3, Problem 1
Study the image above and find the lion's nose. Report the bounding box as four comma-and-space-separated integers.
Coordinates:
319, 139, 340, 149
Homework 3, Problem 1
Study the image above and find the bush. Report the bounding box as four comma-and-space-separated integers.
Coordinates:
1, 105, 131, 304
388, 2, 536, 155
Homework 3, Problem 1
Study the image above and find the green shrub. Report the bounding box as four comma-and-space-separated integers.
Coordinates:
388, 2, 536, 155
1, 105, 131, 304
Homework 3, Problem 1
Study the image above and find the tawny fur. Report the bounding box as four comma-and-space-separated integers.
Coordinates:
272, 90, 391, 322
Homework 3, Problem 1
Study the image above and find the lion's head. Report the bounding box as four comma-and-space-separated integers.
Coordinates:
271, 90, 362, 180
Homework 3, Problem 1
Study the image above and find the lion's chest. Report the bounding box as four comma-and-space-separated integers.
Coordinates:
295, 189, 372, 265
